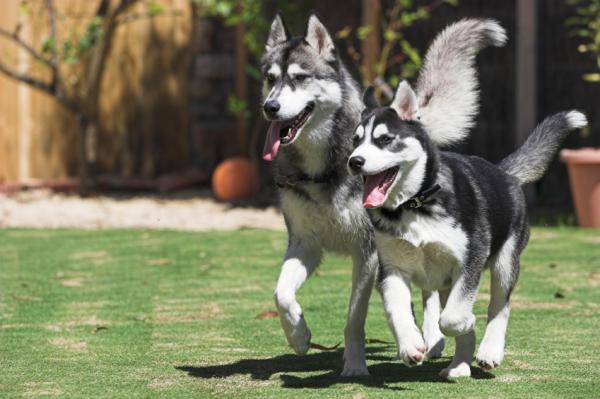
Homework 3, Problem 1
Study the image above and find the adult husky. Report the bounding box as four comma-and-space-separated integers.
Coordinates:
261, 13, 506, 376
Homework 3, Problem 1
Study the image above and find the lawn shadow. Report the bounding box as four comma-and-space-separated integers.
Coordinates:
176, 346, 494, 391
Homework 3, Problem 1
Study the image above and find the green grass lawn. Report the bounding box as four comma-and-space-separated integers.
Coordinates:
1, 227, 599, 398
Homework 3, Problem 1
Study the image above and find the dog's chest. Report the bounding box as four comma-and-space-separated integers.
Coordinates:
281, 186, 368, 252
374, 211, 468, 289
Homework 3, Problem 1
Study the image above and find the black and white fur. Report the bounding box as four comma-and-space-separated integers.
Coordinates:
261, 14, 506, 376
348, 81, 587, 378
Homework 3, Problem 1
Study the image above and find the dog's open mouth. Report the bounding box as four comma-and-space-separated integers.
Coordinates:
362, 167, 399, 209
262, 103, 315, 162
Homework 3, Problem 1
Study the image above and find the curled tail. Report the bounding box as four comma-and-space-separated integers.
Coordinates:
499, 111, 588, 184
416, 19, 507, 146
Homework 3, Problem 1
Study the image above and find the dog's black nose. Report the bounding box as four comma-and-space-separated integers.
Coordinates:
263, 100, 280, 116
348, 156, 365, 172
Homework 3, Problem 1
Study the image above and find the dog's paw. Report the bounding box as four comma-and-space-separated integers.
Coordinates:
439, 311, 475, 337
279, 310, 312, 355
341, 363, 369, 377
286, 323, 311, 355
439, 362, 471, 379
425, 335, 445, 359
398, 331, 427, 367
476, 343, 504, 370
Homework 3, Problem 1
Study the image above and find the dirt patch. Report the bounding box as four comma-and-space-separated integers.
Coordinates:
60, 278, 84, 287
581, 236, 600, 244
496, 374, 523, 383
530, 230, 560, 240
148, 377, 178, 390
23, 382, 63, 397
588, 272, 600, 288
147, 258, 173, 266
511, 298, 578, 310
0, 190, 285, 231
154, 302, 223, 323
47, 315, 110, 331
49, 337, 88, 353
70, 251, 109, 260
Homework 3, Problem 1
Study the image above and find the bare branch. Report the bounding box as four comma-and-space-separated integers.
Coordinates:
0, 60, 54, 95
44, 0, 58, 65
0, 28, 54, 70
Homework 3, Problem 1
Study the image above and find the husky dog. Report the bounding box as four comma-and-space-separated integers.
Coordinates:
261, 13, 506, 376
348, 82, 587, 378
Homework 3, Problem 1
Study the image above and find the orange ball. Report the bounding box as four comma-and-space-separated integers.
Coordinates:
212, 157, 258, 201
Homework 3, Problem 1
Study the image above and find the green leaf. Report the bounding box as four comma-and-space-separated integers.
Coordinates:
41, 36, 56, 54
357, 25, 373, 40
583, 72, 600, 81
148, 2, 166, 16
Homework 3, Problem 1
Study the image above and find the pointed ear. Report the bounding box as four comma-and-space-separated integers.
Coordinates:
304, 13, 335, 59
390, 81, 420, 121
266, 13, 289, 51
363, 86, 380, 111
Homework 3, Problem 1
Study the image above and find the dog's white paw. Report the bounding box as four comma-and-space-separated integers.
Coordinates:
439, 361, 471, 379
398, 330, 427, 367
476, 343, 504, 370
425, 335, 445, 359
439, 311, 475, 337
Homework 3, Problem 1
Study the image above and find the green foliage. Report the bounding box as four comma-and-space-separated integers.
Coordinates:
566, 0, 600, 82
227, 94, 250, 120
337, 0, 457, 92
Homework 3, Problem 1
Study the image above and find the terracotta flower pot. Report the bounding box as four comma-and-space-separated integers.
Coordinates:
560, 148, 600, 228
212, 157, 258, 202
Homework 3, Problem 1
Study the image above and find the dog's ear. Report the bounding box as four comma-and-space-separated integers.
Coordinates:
304, 13, 335, 59
363, 86, 380, 111
390, 81, 420, 121
266, 13, 289, 51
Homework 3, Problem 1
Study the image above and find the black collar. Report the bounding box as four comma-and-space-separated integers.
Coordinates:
402, 183, 441, 210
274, 170, 337, 189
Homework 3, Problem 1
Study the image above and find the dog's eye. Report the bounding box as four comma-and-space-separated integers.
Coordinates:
352, 135, 360, 146
378, 135, 393, 144
266, 74, 277, 84
295, 74, 310, 82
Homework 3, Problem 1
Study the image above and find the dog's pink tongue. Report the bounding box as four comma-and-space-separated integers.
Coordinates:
363, 173, 388, 209
262, 121, 283, 162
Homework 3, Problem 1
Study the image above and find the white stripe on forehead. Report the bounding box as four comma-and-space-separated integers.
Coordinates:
372, 124, 389, 139
287, 63, 308, 77
364, 116, 375, 140
267, 64, 281, 77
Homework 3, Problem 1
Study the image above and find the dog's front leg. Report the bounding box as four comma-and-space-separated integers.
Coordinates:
274, 242, 322, 355
341, 248, 377, 377
379, 266, 426, 367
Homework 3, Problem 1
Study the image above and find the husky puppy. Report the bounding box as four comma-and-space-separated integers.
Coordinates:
348, 82, 587, 378
261, 13, 506, 376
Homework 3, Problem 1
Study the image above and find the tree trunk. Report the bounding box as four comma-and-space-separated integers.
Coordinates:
76, 114, 92, 196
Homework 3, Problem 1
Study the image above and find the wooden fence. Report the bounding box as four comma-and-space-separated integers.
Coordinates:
0, 0, 193, 183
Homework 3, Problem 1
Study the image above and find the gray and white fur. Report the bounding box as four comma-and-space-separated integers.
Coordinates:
348, 81, 587, 378
260, 14, 506, 376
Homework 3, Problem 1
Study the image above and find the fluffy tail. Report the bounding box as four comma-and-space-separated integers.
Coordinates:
499, 111, 588, 184
416, 18, 507, 146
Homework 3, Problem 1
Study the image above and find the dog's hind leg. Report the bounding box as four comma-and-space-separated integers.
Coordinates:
422, 290, 445, 359
341, 247, 377, 377
476, 235, 521, 370
274, 243, 322, 356
438, 289, 475, 379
